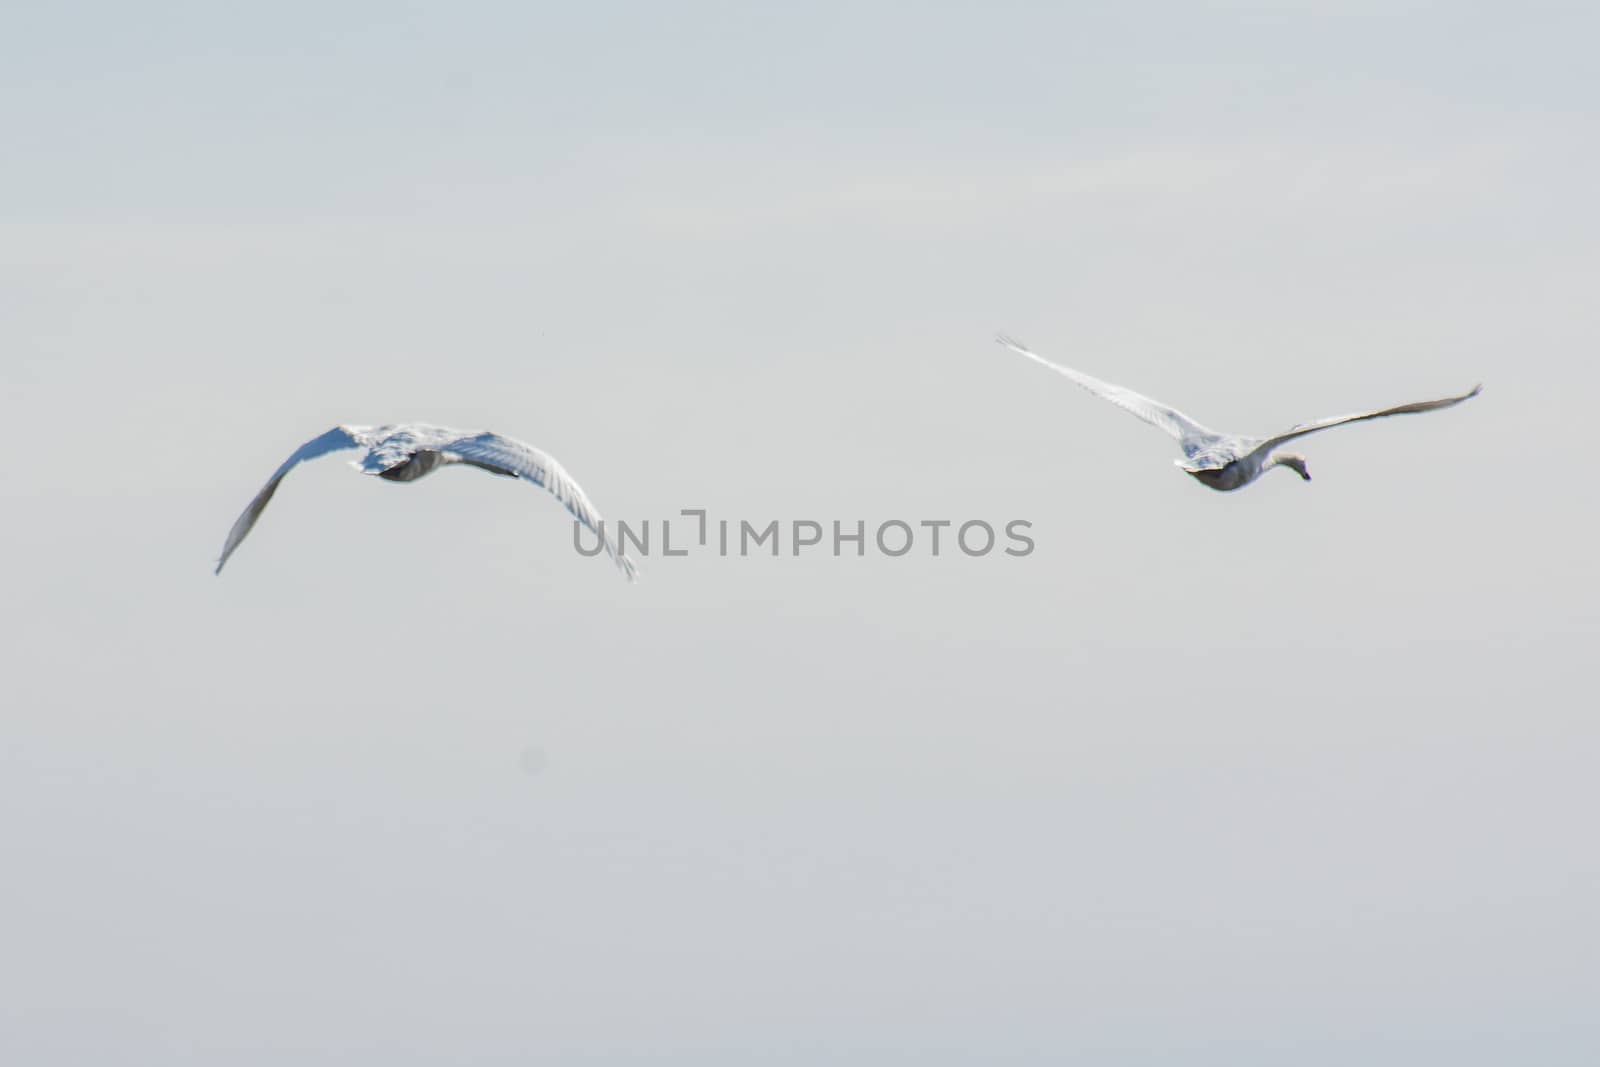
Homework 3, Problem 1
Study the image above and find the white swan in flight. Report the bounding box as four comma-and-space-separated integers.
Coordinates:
216, 424, 637, 580
997, 335, 1479, 491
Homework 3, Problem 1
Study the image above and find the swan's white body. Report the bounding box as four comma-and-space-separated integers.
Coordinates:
216, 424, 636, 580
998, 336, 1479, 491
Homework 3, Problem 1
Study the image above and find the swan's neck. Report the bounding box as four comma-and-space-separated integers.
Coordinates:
378, 449, 451, 482
1268, 452, 1311, 481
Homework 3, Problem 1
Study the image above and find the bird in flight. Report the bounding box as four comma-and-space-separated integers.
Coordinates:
215, 424, 637, 579
997, 335, 1479, 491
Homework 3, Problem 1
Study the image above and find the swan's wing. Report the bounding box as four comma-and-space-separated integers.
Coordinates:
215, 426, 366, 574
1251, 384, 1482, 456
437, 431, 638, 582
997, 335, 1218, 455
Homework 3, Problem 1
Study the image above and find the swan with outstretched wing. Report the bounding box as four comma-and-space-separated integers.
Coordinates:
216, 424, 637, 579
997, 335, 1479, 491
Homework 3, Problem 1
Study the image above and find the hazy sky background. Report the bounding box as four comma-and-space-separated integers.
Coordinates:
3, 2, 1597, 1063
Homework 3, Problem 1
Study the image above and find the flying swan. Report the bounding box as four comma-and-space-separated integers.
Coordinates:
998, 335, 1479, 491
215, 424, 637, 579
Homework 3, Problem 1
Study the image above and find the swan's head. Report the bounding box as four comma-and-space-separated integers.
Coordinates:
1271, 452, 1311, 481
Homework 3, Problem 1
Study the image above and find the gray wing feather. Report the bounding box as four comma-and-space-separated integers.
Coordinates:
215, 426, 364, 574
439, 431, 638, 581
1249, 384, 1482, 458
997, 335, 1218, 456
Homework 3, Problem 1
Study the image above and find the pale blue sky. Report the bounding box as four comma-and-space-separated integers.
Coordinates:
3, 3, 1597, 1064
